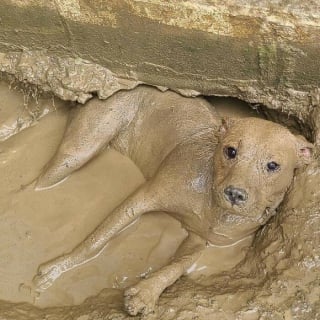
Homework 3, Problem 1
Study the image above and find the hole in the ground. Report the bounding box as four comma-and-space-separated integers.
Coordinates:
257, 104, 314, 142
207, 96, 313, 141
207, 96, 265, 120
0, 81, 315, 317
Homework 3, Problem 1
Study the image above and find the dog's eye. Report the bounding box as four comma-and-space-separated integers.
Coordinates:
224, 146, 237, 159
267, 161, 280, 172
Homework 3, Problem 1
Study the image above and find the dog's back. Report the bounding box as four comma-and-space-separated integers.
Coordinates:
111, 86, 221, 179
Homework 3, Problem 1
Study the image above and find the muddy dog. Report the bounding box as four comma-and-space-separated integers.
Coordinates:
32, 86, 313, 315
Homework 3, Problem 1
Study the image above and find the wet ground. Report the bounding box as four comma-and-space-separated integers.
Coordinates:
0, 81, 319, 319
0, 82, 256, 307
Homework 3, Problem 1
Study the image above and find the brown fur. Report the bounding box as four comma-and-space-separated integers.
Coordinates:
32, 86, 313, 315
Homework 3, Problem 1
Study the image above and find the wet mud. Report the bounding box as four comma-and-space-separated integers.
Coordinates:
0, 81, 319, 319
0, 82, 254, 307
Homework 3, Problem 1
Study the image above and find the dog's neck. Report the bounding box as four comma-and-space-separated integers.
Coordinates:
203, 199, 278, 246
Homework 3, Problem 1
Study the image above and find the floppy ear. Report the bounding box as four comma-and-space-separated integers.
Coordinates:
294, 135, 314, 167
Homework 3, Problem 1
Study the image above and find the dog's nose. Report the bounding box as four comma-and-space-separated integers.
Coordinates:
224, 186, 248, 205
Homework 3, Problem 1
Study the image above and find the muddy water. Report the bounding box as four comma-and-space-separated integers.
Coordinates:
0, 81, 66, 142
0, 83, 258, 308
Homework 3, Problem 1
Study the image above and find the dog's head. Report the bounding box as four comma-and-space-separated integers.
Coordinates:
210, 117, 313, 244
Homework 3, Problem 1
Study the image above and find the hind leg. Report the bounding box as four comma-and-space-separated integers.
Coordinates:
35, 90, 140, 189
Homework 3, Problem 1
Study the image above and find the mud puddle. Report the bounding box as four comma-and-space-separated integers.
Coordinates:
0, 82, 259, 308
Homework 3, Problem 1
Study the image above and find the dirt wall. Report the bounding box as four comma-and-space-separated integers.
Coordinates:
1, 1, 320, 130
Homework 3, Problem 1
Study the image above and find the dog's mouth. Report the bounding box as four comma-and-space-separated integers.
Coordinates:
217, 206, 275, 228
214, 190, 274, 220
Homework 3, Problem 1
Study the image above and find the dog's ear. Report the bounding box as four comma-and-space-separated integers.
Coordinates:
219, 117, 237, 135
294, 135, 314, 167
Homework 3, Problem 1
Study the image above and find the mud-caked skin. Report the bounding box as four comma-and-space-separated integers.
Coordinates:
32, 86, 313, 316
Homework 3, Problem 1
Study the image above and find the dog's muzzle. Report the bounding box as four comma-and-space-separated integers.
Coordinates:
224, 186, 248, 206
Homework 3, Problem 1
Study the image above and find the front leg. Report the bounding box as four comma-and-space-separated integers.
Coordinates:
33, 182, 159, 291
124, 232, 206, 316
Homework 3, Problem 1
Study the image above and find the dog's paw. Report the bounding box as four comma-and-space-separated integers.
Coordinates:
32, 258, 65, 291
124, 284, 159, 316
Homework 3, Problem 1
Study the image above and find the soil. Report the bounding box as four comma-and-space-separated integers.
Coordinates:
0, 81, 319, 320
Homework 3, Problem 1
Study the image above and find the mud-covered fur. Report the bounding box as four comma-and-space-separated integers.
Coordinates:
32, 86, 313, 316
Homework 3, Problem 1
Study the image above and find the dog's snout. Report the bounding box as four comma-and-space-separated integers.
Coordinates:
224, 186, 248, 205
